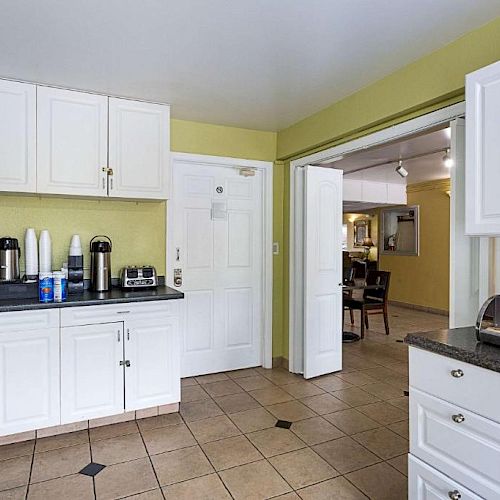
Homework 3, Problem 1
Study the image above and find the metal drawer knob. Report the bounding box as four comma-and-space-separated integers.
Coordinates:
451, 369, 464, 378
452, 413, 465, 424
448, 490, 461, 500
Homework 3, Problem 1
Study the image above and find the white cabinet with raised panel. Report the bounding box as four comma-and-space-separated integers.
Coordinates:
466, 60, 500, 235
59, 301, 181, 425
109, 98, 170, 199
61, 322, 125, 424
37, 86, 108, 196
0, 310, 60, 436
0, 80, 36, 193
125, 316, 180, 410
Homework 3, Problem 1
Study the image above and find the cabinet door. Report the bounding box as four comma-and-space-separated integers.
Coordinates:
125, 316, 180, 411
37, 86, 108, 196
108, 98, 170, 199
466, 60, 500, 235
61, 323, 124, 423
0, 80, 36, 193
0, 327, 60, 436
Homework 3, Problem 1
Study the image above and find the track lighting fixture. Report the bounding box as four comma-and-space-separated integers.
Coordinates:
396, 160, 408, 178
443, 149, 454, 168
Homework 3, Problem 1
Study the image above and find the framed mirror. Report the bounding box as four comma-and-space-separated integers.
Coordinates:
353, 219, 371, 247
380, 206, 419, 256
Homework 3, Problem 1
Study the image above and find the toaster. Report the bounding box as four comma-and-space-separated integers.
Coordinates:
120, 266, 158, 289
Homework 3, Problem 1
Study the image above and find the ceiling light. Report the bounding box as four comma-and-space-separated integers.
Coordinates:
443, 149, 454, 168
396, 160, 408, 178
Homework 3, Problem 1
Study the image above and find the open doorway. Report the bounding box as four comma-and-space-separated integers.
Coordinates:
330, 125, 452, 342
289, 104, 487, 377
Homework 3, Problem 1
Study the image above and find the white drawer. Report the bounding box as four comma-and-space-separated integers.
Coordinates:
409, 346, 500, 423
60, 300, 179, 327
409, 454, 482, 500
410, 388, 500, 499
0, 309, 59, 333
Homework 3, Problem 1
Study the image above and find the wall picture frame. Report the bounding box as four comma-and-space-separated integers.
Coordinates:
353, 219, 370, 247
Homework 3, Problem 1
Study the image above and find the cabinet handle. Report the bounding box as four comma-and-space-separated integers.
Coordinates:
119, 360, 131, 367
117, 330, 121, 342
451, 369, 464, 378
127, 328, 130, 341
117, 310, 130, 315
451, 413, 465, 424
448, 490, 461, 500
110, 178, 113, 190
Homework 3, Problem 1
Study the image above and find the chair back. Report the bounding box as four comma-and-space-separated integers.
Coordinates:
363, 270, 391, 302
343, 266, 355, 284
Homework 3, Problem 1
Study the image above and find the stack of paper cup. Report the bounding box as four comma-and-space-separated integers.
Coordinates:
24, 228, 38, 279
39, 230, 52, 273
69, 234, 82, 256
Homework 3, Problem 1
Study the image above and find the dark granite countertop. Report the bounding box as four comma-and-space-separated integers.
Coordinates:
405, 327, 500, 373
0, 285, 184, 312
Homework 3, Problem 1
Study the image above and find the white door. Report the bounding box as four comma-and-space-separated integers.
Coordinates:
0, 80, 36, 193
465, 60, 500, 235
125, 317, 180, 410
61, 323, 124, 423
303, 166, 343, 379
37, 86, 108, 196
0, 327, 60, 436
108, 98, 170, 199
170, 161, 264, 377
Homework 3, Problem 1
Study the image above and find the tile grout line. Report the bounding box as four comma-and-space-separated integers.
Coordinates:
23, 440, 36, 500
137, 423, 167, 499
86, 427, 97, 500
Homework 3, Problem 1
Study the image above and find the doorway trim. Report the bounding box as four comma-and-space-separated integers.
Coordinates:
289, 102, 467, 374
167, 152, 274, 370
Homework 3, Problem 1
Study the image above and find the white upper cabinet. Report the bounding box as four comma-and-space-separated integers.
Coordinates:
108, 98, 170, 199
466, 60, 500, 235
0, 80, 36, 192
37, 87, 108, 196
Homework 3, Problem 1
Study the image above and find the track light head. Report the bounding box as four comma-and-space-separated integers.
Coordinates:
396, 160, 408, 178
443, 149, 454, 168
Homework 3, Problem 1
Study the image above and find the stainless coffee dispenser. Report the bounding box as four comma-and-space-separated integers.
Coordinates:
0, 237, 21, 282
90, 236, 112, 291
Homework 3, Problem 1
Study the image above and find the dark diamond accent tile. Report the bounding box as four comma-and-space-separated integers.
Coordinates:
275, 420, 292, 429
79, 462, 106, 477
403, 391, 409, 397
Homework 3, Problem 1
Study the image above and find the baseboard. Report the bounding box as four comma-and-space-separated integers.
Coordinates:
389, 300, 448, 317
272, 356, 289, 370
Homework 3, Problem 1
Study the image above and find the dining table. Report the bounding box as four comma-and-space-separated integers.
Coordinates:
342, 283, 384, 343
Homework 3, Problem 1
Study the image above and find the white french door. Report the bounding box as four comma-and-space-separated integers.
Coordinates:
303, 166, 343, 379
170, 160, 264, 377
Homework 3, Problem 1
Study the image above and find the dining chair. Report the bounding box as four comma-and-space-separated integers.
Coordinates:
342, 267, 356, 325
343, 270, 391, 339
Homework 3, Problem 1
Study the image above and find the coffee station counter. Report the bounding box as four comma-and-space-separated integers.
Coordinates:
0, 284, 184, 313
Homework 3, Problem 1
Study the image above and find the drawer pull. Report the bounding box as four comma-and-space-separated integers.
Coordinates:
450, 369, 464, 378
451, 413, 465, 424
448, 490, 461, 500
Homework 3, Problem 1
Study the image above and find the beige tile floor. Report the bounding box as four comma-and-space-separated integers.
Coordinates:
0, 305, 448, 499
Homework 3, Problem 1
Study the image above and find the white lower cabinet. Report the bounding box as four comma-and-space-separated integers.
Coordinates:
60, 303, 181, 424
409, 346, 500, 500
409, 455, 481, 500
0, 326, 60, 436
61, 322, 125, 423
125, 317, 180, 411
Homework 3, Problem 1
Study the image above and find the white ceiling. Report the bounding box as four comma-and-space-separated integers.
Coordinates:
327, 127, 452, 185
0, 1, 499, 131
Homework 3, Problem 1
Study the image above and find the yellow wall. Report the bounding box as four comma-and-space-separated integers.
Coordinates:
379, 180, 450, 312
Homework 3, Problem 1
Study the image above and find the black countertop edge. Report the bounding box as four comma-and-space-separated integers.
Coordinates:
0, 286, 184, 313
405, 327, 500, 374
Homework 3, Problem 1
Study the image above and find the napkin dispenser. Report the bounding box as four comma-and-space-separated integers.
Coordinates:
476, 295, 500, 347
